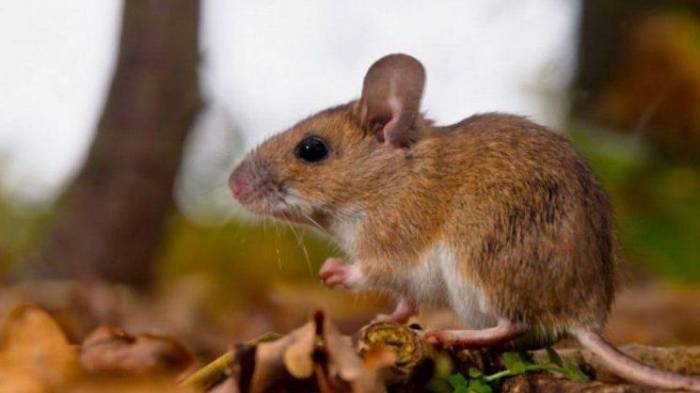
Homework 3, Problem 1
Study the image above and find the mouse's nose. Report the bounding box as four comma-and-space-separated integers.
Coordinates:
228, 173, 246, 200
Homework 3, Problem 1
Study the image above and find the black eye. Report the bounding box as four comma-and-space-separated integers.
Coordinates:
295, 136, 329, 163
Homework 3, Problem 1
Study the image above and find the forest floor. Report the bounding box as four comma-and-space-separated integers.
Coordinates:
0, 274, 698, 392
1, 275, 699, 356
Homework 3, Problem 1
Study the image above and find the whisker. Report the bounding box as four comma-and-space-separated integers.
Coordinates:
273, 219, 283, 272
281, 209, 314, 278
300, 211, 325, 233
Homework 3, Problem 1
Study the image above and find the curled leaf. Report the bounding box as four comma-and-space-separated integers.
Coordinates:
357, 322, 429, 382
0, 305, 81, 392
281, 321, 316, 379
320, 311, 363, 382
80, 325, 193, 375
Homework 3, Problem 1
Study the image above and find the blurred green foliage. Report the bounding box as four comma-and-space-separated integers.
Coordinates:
569, 122, 700, 282
0, 193, 52, 271
156, 213, 337, 310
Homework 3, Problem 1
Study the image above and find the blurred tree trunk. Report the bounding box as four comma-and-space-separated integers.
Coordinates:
573, 0, 700, 125
24, 0, 202, 288
573, 0, 700, 156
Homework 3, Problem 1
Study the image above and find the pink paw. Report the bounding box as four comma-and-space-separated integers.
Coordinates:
319, 258, 355, 289
373, 299, 418, 324
373, 313, 401, 323
373, 313, 414, 324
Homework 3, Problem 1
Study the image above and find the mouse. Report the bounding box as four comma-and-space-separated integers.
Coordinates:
228, 53, 700, 391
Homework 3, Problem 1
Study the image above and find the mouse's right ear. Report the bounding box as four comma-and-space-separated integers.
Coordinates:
355, 53, 426, 148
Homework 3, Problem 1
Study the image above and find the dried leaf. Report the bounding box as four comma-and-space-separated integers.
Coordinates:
352, 346, 396, 393
0, 305, 81, 392
249, 311, 390, 393
189, 312, 398, 393
281, 321, 316, 378
357, 322, 430, 383
65, 375, 198, 393
209, 377, 240, 393
250, 321, 316, 393
80, 325, 193, 375
322, 312, 363, 382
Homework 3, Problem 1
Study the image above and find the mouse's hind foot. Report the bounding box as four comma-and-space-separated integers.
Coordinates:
373, 298, 418, 324
424, 318, 527, 349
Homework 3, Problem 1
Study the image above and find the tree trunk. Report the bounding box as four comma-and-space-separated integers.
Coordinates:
572, 0, 700, 117
23, 0, 202, 288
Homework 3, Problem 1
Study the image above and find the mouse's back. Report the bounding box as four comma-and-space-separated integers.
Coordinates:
435, 112, 616, 333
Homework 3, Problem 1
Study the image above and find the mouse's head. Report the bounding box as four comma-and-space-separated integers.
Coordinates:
229, 53, 427, 225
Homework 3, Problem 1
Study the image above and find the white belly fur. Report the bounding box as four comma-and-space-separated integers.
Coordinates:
401, 243, 497, 329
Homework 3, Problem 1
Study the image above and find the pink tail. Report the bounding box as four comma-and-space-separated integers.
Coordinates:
573, 328, 700, 391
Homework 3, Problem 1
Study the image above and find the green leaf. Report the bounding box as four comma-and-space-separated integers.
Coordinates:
562, 361, 589, 382
467, 379, 493, 393
501, 352, 526, 374
468, 367, 483, 378
434, 353, 455, 378
545, 347, 564, 367
425, 378, 454, 393
501, 352, 516, 368
447, 373, 468, 389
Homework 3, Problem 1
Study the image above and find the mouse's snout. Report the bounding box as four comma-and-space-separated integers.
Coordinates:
228, 157, 281, 213
228, 162, 256, 203
228, 173, 245, 200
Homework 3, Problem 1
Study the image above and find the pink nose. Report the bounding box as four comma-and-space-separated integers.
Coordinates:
229, 175, 246, 200
232, 183, 242, 199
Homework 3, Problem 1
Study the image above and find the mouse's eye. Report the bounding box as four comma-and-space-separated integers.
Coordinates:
295, 136, 329, 163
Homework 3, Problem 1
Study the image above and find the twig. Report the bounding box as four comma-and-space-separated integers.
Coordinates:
181, 351, 234, 389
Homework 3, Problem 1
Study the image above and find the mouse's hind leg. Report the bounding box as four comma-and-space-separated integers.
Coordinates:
374, 298, 418, 324
424, 318, 527, 348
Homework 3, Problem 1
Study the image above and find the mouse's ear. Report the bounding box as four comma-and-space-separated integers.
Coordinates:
356, 54, 426, 148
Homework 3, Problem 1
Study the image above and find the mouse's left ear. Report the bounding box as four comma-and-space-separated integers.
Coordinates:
355, 53, 426, 148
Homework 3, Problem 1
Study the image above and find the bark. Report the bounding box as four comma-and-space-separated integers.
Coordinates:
23, 0, 202, 288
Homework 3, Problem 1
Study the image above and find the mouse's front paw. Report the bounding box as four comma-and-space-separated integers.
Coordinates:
319, 258, 359, 290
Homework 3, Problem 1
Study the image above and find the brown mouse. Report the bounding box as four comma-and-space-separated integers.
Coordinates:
229, 53, 700, 391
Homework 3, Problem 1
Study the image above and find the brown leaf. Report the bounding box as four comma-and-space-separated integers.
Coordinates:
249, 321, 316, 393
191, 312, 394, 393
65, 375, 199, 393
209, 378, 240, 393
282, 321, 317, 379
248, 311, 366, 393
0, 304, 81, 393
322, 311, 364, 383
353, 346, 397, 393
80, 325, 193, 375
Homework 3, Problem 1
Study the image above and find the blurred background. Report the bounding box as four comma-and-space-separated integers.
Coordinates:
0, 0, 699, 357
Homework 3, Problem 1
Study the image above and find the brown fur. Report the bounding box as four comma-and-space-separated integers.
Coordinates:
230, 54, 615, 334
440, 114, 615, 331
233, 103, 615, 332
227, 54, 700, 391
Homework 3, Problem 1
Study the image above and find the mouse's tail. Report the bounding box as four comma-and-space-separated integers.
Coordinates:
572, 328, 700, 391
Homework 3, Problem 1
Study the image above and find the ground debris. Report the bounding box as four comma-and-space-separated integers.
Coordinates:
80, 325, 194, 375
188, 317, 700, 393
0, 305, 195, 393
1, 304, 699, 393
